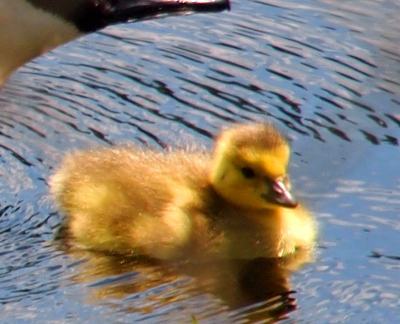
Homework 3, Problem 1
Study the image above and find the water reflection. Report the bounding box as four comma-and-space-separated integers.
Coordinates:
64, 248, 313, 322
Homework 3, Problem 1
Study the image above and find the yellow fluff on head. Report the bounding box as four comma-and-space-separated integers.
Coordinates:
50, 123, 316, 261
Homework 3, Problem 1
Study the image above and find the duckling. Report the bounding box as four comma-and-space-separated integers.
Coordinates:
0, 0, 230, 84
50, 123, 316, 260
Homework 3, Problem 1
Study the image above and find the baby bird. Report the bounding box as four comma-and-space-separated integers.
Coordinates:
50, 123, 316, 261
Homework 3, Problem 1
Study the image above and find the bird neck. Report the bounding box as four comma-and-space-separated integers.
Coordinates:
0, 0, 80, 84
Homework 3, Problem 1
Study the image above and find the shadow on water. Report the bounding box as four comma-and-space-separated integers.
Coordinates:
2, 0, 400, 323
58, 248, 313, 323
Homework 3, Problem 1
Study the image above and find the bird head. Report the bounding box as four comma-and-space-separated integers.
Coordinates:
210, 123, 298, 210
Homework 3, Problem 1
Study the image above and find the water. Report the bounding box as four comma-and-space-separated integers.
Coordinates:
1, 0, 400, 322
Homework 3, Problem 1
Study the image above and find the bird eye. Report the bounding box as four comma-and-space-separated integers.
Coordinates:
241, 167, 256, 179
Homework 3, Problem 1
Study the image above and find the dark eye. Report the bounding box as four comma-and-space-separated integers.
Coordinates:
241, 167, 256, 179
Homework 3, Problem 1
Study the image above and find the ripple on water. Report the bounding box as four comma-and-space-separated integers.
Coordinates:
1, 0, 400, 323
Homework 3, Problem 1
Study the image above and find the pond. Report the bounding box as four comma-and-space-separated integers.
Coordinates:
1, 0, 400, 322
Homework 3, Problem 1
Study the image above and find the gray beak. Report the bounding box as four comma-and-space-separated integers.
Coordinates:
261, 179, 299, 208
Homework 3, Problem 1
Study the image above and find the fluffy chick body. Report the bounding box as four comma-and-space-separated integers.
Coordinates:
50, 123, 316, 260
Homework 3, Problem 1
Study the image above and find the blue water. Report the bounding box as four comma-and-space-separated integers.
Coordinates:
1, 0, 400, 322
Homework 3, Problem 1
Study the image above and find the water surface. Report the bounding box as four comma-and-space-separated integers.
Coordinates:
1, 0, 400, 322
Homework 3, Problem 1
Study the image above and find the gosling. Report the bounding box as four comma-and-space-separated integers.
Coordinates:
50, 123, 316, 260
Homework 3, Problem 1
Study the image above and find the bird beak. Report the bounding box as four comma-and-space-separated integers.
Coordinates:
90, 0, 230, 29
262, 179, 299, 208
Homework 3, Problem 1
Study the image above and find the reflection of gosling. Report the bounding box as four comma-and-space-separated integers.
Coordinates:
50, 123, 316, 260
